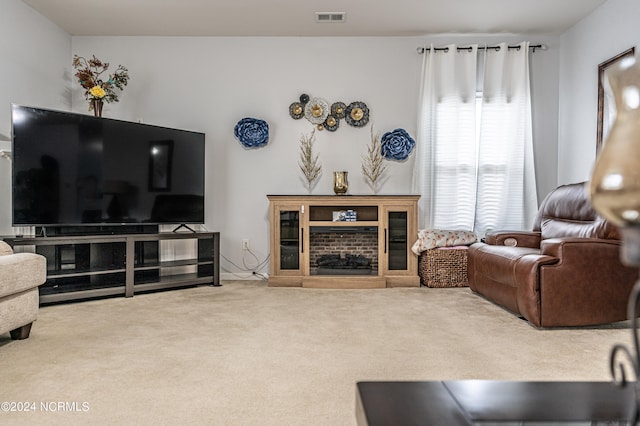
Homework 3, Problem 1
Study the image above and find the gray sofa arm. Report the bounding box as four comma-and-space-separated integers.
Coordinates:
0, 241, 46, 339
0, 252, 47, 298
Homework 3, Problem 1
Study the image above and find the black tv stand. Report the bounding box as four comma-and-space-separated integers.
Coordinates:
35, 224, 159, 237
172, 224, 196, 233
3, 230, 220, 304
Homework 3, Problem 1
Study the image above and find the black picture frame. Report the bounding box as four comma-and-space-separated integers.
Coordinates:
597, 47, 635, 153
148, 140, 173, 191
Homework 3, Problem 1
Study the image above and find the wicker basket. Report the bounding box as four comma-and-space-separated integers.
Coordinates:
419, 246, 469, 288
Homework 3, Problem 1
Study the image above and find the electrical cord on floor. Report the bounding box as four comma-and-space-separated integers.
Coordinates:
252, 271, 269, 280
197, 225, 270, 280
221, 250, 270, 280
242, 247, 264, 270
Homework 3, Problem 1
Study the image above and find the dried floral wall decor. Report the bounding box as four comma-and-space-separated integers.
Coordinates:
361, 126, 387, 194
289, 93, 369, 132
380, 128, 416, 161
298, 130, 322, 193
234, 117, 270, 148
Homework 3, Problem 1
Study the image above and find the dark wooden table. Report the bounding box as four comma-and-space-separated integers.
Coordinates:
356, 380, 636, 425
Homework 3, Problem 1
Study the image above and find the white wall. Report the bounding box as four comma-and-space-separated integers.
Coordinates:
0, 3, 561, 278
558, 0, 640, 184
7, 0, 639, 278
71, 35, 560, 278
0, 0, 71, 235
70, 36, 424, 278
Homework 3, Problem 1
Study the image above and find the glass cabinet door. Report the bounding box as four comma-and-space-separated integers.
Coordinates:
278, 208, 300, 271
386, 211, 408, 271
381, 201, 419, 286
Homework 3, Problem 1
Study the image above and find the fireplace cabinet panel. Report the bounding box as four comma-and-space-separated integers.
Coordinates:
380, 205, 419, 287
268, 195, 420, 288
279, 210, 300, 270
269, 203, 304, 283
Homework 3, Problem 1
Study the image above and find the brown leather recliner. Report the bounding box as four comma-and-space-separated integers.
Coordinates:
467, 182, 638, 328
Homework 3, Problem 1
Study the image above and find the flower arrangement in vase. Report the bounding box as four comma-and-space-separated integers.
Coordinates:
72, 54, 129, 117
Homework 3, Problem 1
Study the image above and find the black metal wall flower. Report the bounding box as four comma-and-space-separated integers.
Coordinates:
345, 101, 370, 127
323, 115, 339, 132
380, 128, 415, 161
234, 117, 270, 149
331, 102, 347, 118
289, 102, 304, 119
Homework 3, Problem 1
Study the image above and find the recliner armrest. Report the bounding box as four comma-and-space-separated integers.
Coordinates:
484, 231, 541, 248
540, 237, 622, 258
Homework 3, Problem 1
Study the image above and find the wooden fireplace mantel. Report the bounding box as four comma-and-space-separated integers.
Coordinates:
267, 195, 420, 289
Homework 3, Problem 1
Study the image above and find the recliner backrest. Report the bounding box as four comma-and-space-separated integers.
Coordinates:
532, 182, 620, 240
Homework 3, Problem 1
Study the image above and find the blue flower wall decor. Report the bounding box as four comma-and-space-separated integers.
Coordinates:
380, 128, 415, 161
234, 117, 269, 148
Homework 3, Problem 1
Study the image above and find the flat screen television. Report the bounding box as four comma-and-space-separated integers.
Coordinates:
11, 104, 205, 228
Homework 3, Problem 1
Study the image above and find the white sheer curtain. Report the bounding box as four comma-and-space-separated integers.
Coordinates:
475, 42, 537, 235
412, 42, 537, 236
412, 44, 478, 230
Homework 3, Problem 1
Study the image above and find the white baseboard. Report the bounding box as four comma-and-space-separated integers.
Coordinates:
220, 272, 267, 281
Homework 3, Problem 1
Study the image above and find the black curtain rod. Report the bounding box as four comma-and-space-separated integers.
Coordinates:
417, 44, 545, 54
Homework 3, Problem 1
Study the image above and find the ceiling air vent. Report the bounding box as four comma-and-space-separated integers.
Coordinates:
315, 12, 346, 23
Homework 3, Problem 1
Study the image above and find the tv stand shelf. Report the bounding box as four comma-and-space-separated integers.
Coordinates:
2, 231, 220, 304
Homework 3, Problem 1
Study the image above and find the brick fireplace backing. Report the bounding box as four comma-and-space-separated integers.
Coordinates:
308, 231, 378, 274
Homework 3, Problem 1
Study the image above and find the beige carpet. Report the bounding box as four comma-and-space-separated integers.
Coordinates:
0, 280, 633, 425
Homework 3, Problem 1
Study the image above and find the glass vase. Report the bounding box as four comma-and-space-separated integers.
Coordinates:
91, 100, 104, 117
333, 171, 348, 195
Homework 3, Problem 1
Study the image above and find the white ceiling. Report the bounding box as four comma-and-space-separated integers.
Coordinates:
22, 0, 607, 37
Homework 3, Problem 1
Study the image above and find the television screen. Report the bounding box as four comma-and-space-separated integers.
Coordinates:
11, 104, 205, 226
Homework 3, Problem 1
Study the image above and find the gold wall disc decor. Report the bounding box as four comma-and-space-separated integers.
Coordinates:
331, 102, 347, 118
304, 97, 329, 124
289, 102, 304, 119
288, 94, 370, 132
345, 101, 370, 127
311, 104, 324, 117
323, 115, 339, 132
